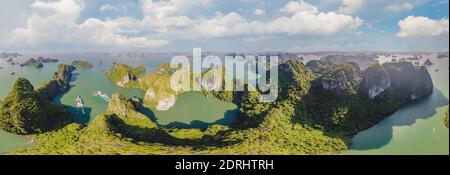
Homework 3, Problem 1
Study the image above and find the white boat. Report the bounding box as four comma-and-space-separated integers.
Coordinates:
93, 91, 111, 102
75, 96, 85, 114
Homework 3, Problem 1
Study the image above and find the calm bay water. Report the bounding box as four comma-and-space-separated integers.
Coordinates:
0, 53, 238, 153
0, 53, 448, 154
347, 57, 449, 155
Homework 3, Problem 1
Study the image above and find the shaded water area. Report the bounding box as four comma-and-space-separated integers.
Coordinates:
0, 53, 448, 154
347, 57, 449, 155
0, 53, 238, 153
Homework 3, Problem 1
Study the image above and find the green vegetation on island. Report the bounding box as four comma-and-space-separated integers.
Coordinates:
13, 91, 346, 155
71, 60, 93, 69
0, 78, 72, 134
0, 64, 76, 134
37, 64, 76, 100
4, 59, 435, 155
106, 63, 178, 111
106, 63, 145, 88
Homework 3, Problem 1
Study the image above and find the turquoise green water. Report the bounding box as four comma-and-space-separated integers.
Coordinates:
56, 70, 238, 127
0, 54, 238, 153
0, 54, 448, 154
0, 130, 33, 154
54, 68, 145, 124
0, 58, 57, 154
347, 57, 449, 155
152, 92, 238, 128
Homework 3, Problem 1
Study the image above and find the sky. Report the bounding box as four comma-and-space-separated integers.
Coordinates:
0, 0, 448, 52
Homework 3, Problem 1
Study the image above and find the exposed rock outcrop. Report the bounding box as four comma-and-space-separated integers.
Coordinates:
201, 67, 224, 91
139, 67, 178, 111
359, 63, 391, 99
359, 62, 433, 100
106, 63, 144, 88
117, 71, 138, 87
383, 62, 433, 101
107, 94, 157, 128
144, 88, 176, 111
20, 58, 44, 68
36, 56, 58, 63
106, 63, 178, 111
37, 64, 76, 100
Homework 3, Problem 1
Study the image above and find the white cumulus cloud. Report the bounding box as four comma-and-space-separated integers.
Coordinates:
397, 16, 449, 37
6, 0, 365, 49
192, 0, 363, 38
386, 2, 414, 12
10, 0, 168, 48
337, 0, 364, 15
280, 0, 318, 14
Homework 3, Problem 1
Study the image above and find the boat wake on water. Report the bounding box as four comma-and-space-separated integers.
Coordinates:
93, 91, 111, 102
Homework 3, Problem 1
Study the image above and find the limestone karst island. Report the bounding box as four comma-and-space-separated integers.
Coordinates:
0, 0, 448, 156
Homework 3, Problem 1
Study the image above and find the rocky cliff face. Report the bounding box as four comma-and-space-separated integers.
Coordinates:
139, 68, 178, 111
37, 64, 76, 100
0, 78, 72, 134
359, 63, 391, 99
383, 62, 433, 101
107, 63, 144, 88
106, 63, 178, 111
117, 71, 138, 87
20, 58, 43, 68
144, 87, 176, 111
107, 94, 157, 129
107, 94, 137, 118
359, 62, 433, 101
36, 56, 58, 63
